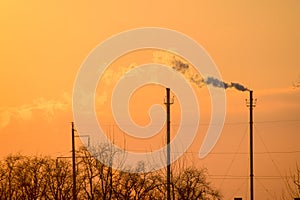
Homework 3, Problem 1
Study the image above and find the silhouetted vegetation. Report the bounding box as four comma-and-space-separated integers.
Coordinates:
0, 145, 221, 200
283, 163, 300, 199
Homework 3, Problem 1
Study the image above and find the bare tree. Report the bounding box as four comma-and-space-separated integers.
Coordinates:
76, 148, 97, 200
76, 143, 125, 200
283, 163, 300, 199
0, 154, 25, 199
112, 161, 162, 200
0, 154, 74, 200
13, 156, 51, 199
0, 145, 222, 200
154, 153, 221, 200
44, 158, 73, 200
172, 166, 221, 200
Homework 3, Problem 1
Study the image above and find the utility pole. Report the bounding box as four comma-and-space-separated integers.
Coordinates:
246, 90, 256, 200
164, 88, 173, 200
71, 122, 77, 200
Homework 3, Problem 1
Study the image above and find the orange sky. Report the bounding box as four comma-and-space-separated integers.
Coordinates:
1, 1, 300, 199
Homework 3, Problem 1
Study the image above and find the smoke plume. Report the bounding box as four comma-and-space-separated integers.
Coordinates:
292, 76, 300, 89
171, 58, 249, 92
230, 82, 249, 91
206, 77, 231, 89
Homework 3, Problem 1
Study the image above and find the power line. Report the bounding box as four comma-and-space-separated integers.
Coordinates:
228, 178, 248, 200
125, 149, 300, 155
255, 119, 300, 124
204, 151, 300, 155
218, 126, 248, 190
255, 178, 278, 199
254, 125, 286, 183
96, 119, 300, 127
209, 175, 293, 180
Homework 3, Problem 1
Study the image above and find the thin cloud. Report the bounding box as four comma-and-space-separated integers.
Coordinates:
0, 111, 12, 129
0, 93, 71, 129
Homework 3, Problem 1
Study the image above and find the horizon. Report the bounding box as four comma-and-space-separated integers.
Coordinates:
1, 1, 300, 199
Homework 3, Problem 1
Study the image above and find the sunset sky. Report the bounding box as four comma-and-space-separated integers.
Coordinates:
1, 1, 300, 199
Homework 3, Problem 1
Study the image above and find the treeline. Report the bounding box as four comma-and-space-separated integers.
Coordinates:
0, 144, 221, 200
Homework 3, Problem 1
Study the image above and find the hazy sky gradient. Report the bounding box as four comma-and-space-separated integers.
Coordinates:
1, 1, 300, 199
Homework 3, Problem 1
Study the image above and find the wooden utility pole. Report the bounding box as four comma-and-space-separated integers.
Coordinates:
164, 88, 173, 200
71, 122, 77, 200
247, 90, 256, 200
250, 90, 254, 200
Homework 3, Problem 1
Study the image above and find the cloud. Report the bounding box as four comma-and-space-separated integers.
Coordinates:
0, 93, 71, 129
99, 63, 137, 87
0, 110, 12, 129
17, 107, 32, 120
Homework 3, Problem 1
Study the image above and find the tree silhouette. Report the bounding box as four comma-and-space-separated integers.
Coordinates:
283, 163, 300, 199
172, 167, 221, 200
0, 144, 221, 200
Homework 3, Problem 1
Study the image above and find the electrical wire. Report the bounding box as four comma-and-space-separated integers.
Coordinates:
255, 119, 300, 124
209, 175, 292, 180
171, 150, 300, 155
255, 178, 277, 199
228, 178, 248, 200
218, 125, 248, 190
254, 125, 286, 180
97, 119, 300, 127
